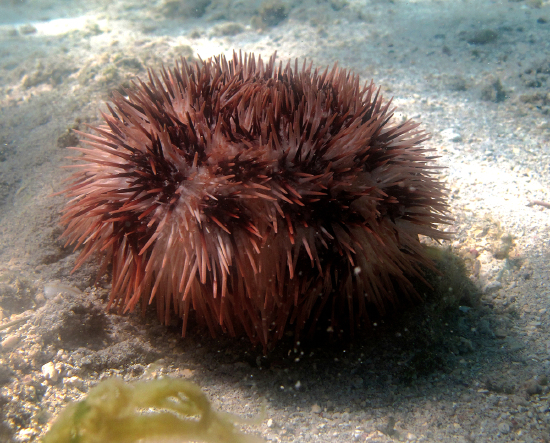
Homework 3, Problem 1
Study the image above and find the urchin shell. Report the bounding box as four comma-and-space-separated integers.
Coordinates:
61, 51, 450, 351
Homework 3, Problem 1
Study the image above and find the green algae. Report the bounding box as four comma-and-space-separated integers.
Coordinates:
42, 377, 263, 443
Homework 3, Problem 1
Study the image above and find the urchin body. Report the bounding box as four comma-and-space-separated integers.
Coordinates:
61, 52, 450, 351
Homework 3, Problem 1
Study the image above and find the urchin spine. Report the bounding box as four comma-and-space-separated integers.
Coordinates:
61, 52, 450, 350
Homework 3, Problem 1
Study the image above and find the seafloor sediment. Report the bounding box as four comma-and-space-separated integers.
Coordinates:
0, 0, 549, 442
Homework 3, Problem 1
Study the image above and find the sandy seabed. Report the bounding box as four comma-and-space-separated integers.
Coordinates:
0, 0, 549, 442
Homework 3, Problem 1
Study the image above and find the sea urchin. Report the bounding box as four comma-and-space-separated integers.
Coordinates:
61, 52, 450, 351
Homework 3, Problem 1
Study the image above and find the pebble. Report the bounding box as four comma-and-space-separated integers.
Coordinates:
478, 319, 495, 336
352, 376, 364, 389
16, 428, 37, 441
35, 292, 46, 304
441, 128, 463, 142
1, 334, 20, 350
64, 376, 85, 390
43, 282, 82, 299
41, 362, 59, 382
458, 337, 474, 353
497, 422, 510, 434
525, 379, 543, 396
311, 404, 321, 413
507, 339, 525, 352
482, 281, 503, 294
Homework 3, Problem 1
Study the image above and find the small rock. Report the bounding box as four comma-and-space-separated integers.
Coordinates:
482, 281, 502, 294
35, 292, 46, 304
478, 319, 494, 336
19, 24, 37, 35
214, 22, 245, 37
311, 404, 321, 413
258, 1, 288, 27
467, 29, 498, 45
446, 75, 467, 91
1, 334, 20, 350
525, 379, 543, 396
497, 422, 510, 434
41, 362, 59, 382
458, 337, 474, 353
64, 376, 85, 390
507, 339, 524, 352
441, 128, 463, 143
16, 428, 38, 441
0, 365, 14, 386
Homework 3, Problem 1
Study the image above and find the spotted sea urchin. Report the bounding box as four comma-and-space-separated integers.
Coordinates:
61, 52, 450, 351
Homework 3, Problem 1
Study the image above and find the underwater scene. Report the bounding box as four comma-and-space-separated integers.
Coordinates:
0, 0, 549, 441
